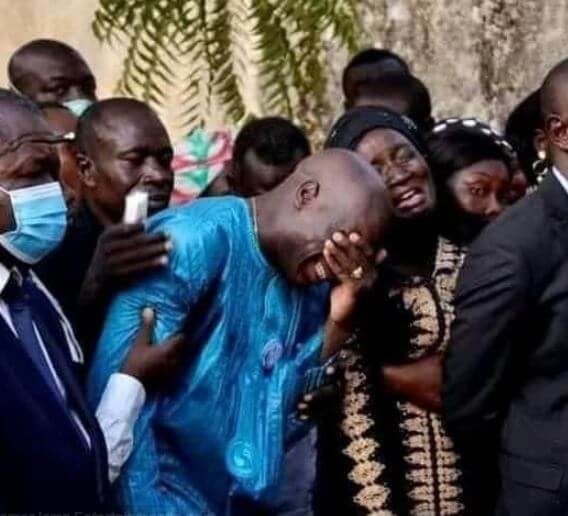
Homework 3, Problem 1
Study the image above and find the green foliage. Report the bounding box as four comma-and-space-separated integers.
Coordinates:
93, 0, 362, 134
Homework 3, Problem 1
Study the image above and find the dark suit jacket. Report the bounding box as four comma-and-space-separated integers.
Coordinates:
0, 273, 109, 513
444, 172, 568, 516
37, 203, 105, 356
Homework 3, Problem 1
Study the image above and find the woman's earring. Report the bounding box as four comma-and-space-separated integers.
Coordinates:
533, 150, 548, 183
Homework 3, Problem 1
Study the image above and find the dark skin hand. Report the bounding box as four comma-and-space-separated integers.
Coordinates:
300, 228, 444, 417
297, 368, 344, 422
321, 231, 386, 360
0, 101, 187, 395
381, 354, 443, 412
78, 223, 171, 307
299, 231, 387, 420
299, 342, 444, 420
121, 307, 186, 390
300, 231, 443, 419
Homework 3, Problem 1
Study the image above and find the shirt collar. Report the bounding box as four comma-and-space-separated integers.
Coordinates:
552, 167, 568, 197
0, 262, 24, 295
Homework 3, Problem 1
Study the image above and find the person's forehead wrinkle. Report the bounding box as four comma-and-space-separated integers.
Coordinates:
83, 114, 115, 161
115, 109, 165, 148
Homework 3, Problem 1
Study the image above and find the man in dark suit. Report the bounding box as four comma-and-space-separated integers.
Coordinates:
444, 59, 568, 516
0, 89, 185, 513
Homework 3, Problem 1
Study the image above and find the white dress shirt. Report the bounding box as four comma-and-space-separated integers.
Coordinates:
553, 167, 568, 197
0, 264, 145, 483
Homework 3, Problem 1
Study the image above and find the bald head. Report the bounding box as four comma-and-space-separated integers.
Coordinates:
541, 59, 568, 118
540, 59, 568, 163
8, 39, 96, 104
0, 88, 49, 142
291, 149, 390, 218
259, 149, 392, 285
0, 89, 60, 193
76, 98, 165, 158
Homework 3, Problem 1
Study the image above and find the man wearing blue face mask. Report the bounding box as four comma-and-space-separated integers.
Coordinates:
0, 89, 187, 514
8, 39, 96, 116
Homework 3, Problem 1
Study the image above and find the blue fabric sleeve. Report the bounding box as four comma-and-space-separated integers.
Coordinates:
280, 331, 328, 446
88, 211, 227, 514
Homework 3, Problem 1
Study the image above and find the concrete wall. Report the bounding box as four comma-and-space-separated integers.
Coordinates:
355, 0, 568, 127
0, 0, 124, 110
0, 0, 566, 140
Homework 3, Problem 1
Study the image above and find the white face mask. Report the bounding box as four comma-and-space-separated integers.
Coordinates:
9, 81, 94, 118
0, 182, 68, 264
63, 98, 94, 117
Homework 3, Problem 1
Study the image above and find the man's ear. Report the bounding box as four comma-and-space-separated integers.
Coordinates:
545, 114, 568, 151
295, 179, 320, 209
76, 152, 97, 188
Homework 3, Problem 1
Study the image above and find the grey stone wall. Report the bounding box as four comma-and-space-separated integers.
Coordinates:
328, 0, 568, 131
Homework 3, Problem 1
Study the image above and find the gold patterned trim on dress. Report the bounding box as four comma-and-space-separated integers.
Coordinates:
397, 238, 466, 515
340, 348, 395, 516
338, 237, 467, 516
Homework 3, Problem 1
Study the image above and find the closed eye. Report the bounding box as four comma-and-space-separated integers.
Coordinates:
121, 153, 145, 167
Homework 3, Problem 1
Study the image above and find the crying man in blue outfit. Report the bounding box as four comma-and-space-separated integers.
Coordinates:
88, 148, 392, 515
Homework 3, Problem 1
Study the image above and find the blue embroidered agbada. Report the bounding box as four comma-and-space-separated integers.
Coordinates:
88, 197, 329, 515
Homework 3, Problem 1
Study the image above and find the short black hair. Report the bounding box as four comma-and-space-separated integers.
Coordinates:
427, 124, 513, 188
232, 117, 311, 169
9, 39, 89, 89
354, 72, 433, 132
505, 90, 541, 184
75, 97, 157, 157
342, 48, 410, 100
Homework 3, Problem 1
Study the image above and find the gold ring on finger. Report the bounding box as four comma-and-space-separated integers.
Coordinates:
351, 266, 363, 280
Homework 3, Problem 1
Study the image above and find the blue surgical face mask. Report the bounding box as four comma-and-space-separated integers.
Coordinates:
63, 98, 94, 117
0, 182, 67, 264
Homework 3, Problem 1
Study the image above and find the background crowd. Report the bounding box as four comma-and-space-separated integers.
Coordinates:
0, 34, 567, 516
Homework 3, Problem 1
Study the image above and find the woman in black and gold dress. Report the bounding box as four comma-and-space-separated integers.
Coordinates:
317, 110, 515, 516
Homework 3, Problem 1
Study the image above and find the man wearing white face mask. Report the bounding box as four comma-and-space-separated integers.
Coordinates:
0, 90, 187, 514
8, 39, 96, 116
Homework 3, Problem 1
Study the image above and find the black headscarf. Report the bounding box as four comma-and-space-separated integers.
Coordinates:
325, 106, 428, 157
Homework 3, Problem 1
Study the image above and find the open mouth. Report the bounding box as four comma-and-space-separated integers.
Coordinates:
147, 193, 171, 208
298, 256, 334, 284
315, 262, 327, 281
394, 187, 426, 212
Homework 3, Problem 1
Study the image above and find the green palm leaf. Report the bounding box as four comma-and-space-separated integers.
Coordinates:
93, 0, 362, 135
